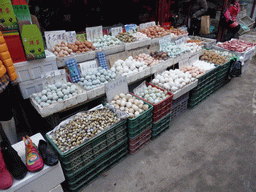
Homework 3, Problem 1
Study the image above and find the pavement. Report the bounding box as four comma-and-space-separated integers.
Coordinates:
79, 57, 256, 192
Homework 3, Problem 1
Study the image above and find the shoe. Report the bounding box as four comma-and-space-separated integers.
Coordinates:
23, 135, 44, 172
0, 148, 13, 189
1, 141, 28, 180
38, 140, 58, 166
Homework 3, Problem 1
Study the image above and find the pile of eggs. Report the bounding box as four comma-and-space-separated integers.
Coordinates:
151, 69, 195, 93
161, 43, 191, 58
135, 85, 169, 104
180, 66, 206, 77
32, 82, 79, 107
192, 60, 216, 71
135, 53, 163, 66
131, 32, 151, 40
111, 56, 148, 76
78, 68, 117, 90
93, 35, 123, 49
110, 93, 149, 119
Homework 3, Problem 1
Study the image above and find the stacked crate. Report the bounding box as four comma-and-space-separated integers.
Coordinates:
170, 92, 189, 121
188, 67, 218, 108
46, 118, 128, 192
214, 59, 232, 91
133, 83, 173, 140
127, 95, 153, 154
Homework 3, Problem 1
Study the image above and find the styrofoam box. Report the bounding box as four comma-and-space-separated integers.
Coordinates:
56, 51, 96, 68
14, 50, 57, 83
124, 39, 151, 51
19, 78, 43, 99
49, 185, 63, 192
30, 85, 87, 117
95, 44, 125, 56
0, 133, 65, 192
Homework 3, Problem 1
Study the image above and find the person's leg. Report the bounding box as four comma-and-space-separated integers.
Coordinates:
0, 85, 17, 144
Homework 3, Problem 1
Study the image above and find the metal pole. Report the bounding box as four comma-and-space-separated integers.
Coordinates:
217, 0, 230, 42
251, 0, 256, 19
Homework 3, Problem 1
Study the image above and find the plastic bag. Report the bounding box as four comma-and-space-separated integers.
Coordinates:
229, 58, 242, 79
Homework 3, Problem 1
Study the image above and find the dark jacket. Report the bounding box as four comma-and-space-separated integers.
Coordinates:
189, 0, 208, 18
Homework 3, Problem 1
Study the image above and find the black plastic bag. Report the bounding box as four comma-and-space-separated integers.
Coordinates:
228, 58, 242, 79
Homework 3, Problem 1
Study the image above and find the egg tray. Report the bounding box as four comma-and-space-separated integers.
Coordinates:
215, 59, 232, 79
214, 78, 231, 92
132, 82, 173, 119
45, 118, 127, 164
66, 139, 128, 192
61, 128, 127, 175
129, 126, 152, 154
188, 81, 216, 108
170, 92, 189, 121
152, 102, 171, 123
151, 112, 171, 140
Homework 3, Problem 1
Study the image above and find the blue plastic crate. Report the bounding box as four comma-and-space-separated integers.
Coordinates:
96, 52, 108, 70
65, 59, 81, 83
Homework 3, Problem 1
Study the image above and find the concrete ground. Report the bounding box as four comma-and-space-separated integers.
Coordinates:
81, 58, 256, 192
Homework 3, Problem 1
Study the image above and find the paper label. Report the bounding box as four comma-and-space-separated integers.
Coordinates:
79, 60, 98, 74
41, 69, 66, 88
86, 26, 103, 41
106, 76, 129, 102
139, 23, 147, 30
66, 31, 76, 43
44, 30, 67, 50
111, 27, 123, 37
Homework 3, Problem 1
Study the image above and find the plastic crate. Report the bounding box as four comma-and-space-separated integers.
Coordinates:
129, 126, 151, 154
170, 92, 189, 121
132, 83, 173, 123
188, 81, 216, 108
67, 139, 128, 192
45, 119, 127, 173
193, 67, 218, 91
151, 113, 171, 140
240, 16, 255, 28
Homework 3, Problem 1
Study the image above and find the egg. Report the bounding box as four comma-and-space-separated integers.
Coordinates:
116, 100, 121, 106
120, 101, 126, 107
143, 104, 149, 111
129, 113, 134, 118
132, 105, 139, 111
114, 95, 120, 100
126, 102, 132, 108
134, 111, 140, 117
129, 108, 134, 114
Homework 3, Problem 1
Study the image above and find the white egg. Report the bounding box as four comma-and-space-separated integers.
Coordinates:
129, 113, 134, 118
134, 111, 140, 117
126, 102, 132, 108
128, 98, 134, 104
121, 101, 126, 107
132, 105, 139, 111
116, 100, 121, 105
143, 104, 149, 111
114, 95, 120, 100
111, 100, 116, 105
134, 99, 140, 105
120, 106, 125, 111
129, 108, 134, 114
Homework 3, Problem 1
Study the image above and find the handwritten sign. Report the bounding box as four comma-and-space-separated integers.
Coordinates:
86, 26, 103, 41
41, 69, 66, 88
175, 37, 186, 45
146, 21, 156, 28
79, 60, 98, 75
139, 23, 147, 30
44, 30, 67, 50
111, 27, 123, 37
159, 36, 172, 50
106, 77, 129, 102
66, 31, 76, 43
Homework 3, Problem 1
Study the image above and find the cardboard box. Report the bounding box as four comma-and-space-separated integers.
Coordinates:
0, 0, 19, 31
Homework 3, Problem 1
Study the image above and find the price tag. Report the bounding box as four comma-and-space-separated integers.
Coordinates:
41, 69, 66, 88
146, 21, 156, 28
66, 31, 76, 43
111, 27, 123, 37
44, 30, 67, 50
86, 26, 103, 41
159, 36, 172, 50
139, 23, 147, 30
79, 60, 98, 75
175, 37, 186, 45
124, 24, 137, 33
106, 77, 129, 102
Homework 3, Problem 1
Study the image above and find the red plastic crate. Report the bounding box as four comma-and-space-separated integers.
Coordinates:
3, 32, 26, 63
129, 126, 151, 154
132, 83, 173, 123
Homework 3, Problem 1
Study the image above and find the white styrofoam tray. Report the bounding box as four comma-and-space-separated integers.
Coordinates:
14, 50, 57, 83
95, 44, 125, 56
56, 51, 96, 68
19, 78, 44, 99
124, 39, 151, 51
1, 133, 65, 192
30, 85, 87, 117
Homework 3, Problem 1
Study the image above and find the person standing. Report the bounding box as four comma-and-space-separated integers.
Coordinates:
185, 0, 208, 36
222, 0, 241, 40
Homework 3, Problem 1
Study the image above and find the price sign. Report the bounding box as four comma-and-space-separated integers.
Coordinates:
175, 37, 186, 45
79, 60, 98, 75
124, 24, 137, 33
86, 26, 103, 41
106, 77, 129, 102
146, 21, 156, 28
44, 30, 67, 50
159, 36, 172, 50
41, 69, 66, 88
66, 31, 76, 43
111, 27, 123, 37
139, 23, 147, 30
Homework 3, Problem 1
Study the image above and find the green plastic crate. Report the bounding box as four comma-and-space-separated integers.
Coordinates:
67, 139, 128, 192
45, 119, 127, 173
151, 113, 171, 140
128, 116, 153, 139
